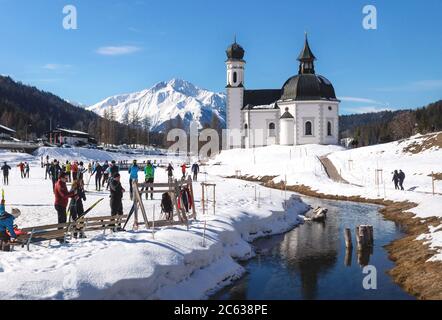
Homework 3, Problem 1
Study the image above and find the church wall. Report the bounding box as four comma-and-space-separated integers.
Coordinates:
226, 87, 243, 133
243, 110, 280, 147
321, 103, 339, 145
295, 103, 322, 145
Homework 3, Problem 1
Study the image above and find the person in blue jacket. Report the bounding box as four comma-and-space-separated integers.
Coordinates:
0, 199, 19, 251
128, 160, 140, 200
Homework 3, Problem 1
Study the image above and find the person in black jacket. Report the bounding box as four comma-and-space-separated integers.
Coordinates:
109, 173, 125, 230
398, 170, 406, 191
69, 180, 87, 238
1, 162, 11, 185
93, 162, 103, 191
49, 160, 62, 191
191, 163, 200, 181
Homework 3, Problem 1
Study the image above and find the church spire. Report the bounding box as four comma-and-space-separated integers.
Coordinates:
297, 33, 316, 74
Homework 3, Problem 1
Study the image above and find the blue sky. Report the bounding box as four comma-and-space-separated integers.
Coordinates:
0, 0, 441, 114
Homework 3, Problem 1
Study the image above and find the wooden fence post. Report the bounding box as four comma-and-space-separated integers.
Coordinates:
344, 228, 352, 248
188, 175, 196, 219
432, 172, 435, 196
201, 183, 206, 215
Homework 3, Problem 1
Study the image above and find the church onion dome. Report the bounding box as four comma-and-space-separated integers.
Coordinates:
226, 39, 245, 60
280, 108, 294, 119
280, 74, 338, 101
280, 34, 338, 102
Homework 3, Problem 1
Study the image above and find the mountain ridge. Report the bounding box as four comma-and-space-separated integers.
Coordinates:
87, 79, 226, 132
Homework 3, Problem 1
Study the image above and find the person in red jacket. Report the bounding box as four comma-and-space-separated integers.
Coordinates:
54, 172, 74, 243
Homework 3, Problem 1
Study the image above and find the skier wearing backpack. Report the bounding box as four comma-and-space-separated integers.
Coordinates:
144, 160, 156, 200
128, 160, 140, 200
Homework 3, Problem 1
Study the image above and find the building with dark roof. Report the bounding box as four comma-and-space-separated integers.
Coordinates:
225, 35, 339, 148
46, 128, 97, 146
0, 124, 16, 141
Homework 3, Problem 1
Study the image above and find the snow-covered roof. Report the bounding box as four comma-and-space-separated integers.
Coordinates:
57, 128, 89, 135
0, 124, 16, 134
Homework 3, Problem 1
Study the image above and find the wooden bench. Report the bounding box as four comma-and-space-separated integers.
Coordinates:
12, 214, 129, 251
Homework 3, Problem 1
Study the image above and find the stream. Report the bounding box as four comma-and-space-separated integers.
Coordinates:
212, 196, 414, 300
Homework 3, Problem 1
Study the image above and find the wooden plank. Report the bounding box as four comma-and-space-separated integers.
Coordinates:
21, 223, 70, 233
134, 180, 150, 229
81, 215, 129, 222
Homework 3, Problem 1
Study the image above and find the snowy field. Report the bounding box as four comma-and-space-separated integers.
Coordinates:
0, 147, 308, 299
209, 133, 442, 262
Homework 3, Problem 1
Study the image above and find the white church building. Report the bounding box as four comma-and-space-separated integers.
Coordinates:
225, 35, 340, 148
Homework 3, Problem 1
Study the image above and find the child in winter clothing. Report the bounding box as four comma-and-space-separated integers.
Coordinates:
0, 200, 21, 251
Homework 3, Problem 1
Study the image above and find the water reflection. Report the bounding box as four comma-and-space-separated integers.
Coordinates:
212, 196, 413, 300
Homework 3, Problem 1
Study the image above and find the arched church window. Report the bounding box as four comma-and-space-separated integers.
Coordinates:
305, 121, 313, 136
268, 123, 276, 137
233, 72, 237, 84
327, 121, 332, 136
244, 123, 248, 136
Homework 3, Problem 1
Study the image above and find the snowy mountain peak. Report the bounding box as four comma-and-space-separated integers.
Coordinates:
88, 79, 226, 132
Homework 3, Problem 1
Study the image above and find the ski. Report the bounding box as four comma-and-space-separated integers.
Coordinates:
122, 203, 136, 230
83, 198, 105, 216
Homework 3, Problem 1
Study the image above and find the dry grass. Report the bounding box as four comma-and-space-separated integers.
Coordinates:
403, 132, 442, 154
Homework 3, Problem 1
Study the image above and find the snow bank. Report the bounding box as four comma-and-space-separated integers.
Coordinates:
0, 156, 308, 300
210, 137, 442, 262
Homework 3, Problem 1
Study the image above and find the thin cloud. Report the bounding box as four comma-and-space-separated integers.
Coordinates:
96, 46, 141, 56
339, 96, 382, 104
43, 64, 72, 70
343, 106, 393, 114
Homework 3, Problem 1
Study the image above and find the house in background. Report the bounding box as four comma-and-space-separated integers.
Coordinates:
0, 124, 16, 141
46, 128, 97, 146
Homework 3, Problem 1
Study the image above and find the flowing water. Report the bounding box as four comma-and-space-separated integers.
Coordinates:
212, 196, 414, 300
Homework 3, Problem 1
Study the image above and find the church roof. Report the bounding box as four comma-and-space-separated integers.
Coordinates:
242, 89, 282, 110
280, 74, 338, 102
298, 34, 316, 61
280, 108, 294, 119
226, 39, 245, 61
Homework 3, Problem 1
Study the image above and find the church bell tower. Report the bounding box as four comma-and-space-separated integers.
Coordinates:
225, 38, 245, 133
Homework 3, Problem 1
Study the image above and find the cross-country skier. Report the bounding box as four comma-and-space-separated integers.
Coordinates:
92, 162, 103, 191
109, 173, 125, 231
191, 162, 200, 181
1, 162, 11, 185
144, 160, 156, 200
69, 180, 87, 238
53, 173, 75, 243
128, 160, 139, 200
181, 163, 187, 179
17, 162, 25, 179
166, 163, 174, 182
49, 160, 62, 191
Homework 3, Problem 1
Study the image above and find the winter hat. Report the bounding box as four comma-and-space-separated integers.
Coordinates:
11, 208, 21, 219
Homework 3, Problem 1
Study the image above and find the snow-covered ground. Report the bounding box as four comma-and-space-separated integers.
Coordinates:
0, 147, 308, 299
209, 133, 442, 262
